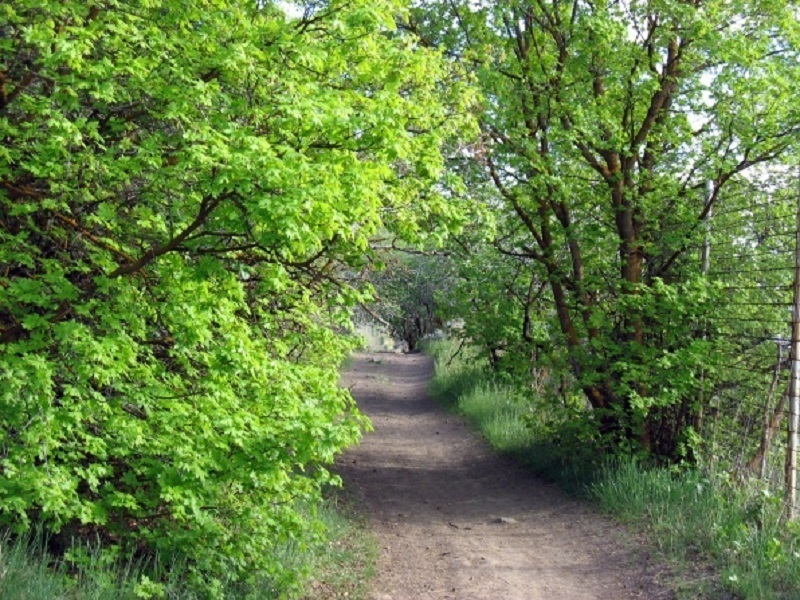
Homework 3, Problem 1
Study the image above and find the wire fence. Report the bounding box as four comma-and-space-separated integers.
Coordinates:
699, 172, 800, 519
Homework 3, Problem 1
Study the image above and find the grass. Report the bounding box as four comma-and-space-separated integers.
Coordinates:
300, 489, 377, 600
593, 461, 800, 599
425, 340, 600, 494
0, 531, 160, 600
424, 338, 800, 600
0, 491, 376, 600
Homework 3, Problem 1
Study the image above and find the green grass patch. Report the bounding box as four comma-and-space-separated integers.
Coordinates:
424, 339, 600, 495
593, 461, 800, 599
300, 489, 377, 600
424, 338, 800, 600
0, 531, 172, 600
426, 340, 531, 452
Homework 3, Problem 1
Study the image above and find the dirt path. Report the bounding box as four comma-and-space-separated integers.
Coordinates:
336, 352, 673, 600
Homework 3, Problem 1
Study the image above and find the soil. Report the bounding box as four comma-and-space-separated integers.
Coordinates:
336, 351, 675, 600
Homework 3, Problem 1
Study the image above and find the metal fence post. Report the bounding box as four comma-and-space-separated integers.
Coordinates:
697, 182, 713, 441
787, 168, 800, 520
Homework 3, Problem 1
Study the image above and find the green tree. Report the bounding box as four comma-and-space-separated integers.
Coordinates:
0, 0, 473, 587
368, 252, 446, 352
409, 0, 800, 459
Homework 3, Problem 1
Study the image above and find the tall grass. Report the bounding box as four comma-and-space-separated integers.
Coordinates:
426, 340, 538, 455
0, 532, 165, 600
425, 338, 800, 600
593, 462, 800, 599
0, 492, 376, 600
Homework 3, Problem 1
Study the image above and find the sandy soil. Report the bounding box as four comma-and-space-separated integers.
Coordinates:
336, 352, 675, 600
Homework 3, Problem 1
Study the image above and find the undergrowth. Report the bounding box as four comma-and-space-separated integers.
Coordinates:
424, 338, 800, 600
0, 491, 375, 600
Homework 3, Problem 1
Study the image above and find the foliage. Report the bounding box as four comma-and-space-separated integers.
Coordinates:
0, 0, 473, 589
408, 0, 800, 460
0, 493, 376, 600
366, 252, 450, 351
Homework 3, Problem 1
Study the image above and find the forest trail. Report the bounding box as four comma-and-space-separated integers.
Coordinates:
336, 352, 674, 600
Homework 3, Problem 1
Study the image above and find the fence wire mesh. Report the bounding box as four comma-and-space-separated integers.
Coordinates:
698, 174, 800, 518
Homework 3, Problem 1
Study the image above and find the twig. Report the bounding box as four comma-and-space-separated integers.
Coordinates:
446, 338, 466, 367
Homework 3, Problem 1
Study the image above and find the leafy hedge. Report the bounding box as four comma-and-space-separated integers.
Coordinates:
0, 0, 473, 589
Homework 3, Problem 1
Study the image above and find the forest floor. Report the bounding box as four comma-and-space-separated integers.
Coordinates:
335, 351, 676, 600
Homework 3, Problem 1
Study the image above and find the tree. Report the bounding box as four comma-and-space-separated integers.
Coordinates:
409, 0, 800, 459
368, 252, 446, 351
0, 0, 473, 586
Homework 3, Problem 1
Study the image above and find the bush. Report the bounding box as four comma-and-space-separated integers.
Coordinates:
0, 0, 470, 589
